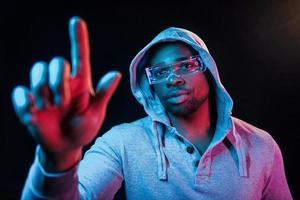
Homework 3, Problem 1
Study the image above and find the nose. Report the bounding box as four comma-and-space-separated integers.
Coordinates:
166, 73, 185, 87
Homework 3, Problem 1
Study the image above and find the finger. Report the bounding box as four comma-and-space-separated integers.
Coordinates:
69, 17, 92, 86
11, 86, 34, 125
30, 62, 50, 110
92, 71, 122, 110
49, 57, 71, 107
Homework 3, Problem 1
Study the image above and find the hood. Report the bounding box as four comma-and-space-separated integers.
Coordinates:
129, 27, 247, 180
130, 27, 233, 137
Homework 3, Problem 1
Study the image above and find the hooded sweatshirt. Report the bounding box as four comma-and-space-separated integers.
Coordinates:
21, 27, 292, 200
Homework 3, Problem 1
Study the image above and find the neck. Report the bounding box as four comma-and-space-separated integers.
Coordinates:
168, 98, 213, 153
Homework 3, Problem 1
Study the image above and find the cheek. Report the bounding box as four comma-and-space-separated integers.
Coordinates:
153, 84, 167, 100
188, 75, 210, 96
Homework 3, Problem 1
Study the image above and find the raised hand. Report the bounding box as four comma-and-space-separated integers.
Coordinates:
11, 17, 122, 171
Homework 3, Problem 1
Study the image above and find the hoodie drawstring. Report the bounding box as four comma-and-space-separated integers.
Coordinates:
153, 121, 168, 181
231, 124, 249, 177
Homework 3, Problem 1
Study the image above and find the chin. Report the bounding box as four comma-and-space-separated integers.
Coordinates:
167, 98, 202, 117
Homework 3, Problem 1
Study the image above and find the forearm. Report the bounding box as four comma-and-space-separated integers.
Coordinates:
22, 132, 124, 200
21, 146, 80, 200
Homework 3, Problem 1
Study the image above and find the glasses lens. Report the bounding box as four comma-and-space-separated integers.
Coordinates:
145, 55, 205, 85
175, 57, 200, 74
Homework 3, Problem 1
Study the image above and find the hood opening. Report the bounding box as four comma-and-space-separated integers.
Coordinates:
204, 69, 218, 137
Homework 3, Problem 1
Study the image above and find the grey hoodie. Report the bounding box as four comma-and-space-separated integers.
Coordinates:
21, 27, 292, 200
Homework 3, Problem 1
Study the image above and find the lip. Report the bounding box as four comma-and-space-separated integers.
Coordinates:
167, 90, 190, 98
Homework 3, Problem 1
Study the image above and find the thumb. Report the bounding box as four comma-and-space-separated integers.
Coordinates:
92, 71, 122, 110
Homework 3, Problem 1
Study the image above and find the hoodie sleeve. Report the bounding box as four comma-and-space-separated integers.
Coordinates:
262, 140, 293, 200
21, 128, 124, 200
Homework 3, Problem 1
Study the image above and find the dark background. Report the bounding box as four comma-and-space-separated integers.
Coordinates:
1, 1, 299, 199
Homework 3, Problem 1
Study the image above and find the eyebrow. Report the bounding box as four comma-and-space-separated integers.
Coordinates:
154, 56, 190, 66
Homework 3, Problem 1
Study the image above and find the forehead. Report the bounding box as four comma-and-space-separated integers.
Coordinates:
149, 42, 194, 66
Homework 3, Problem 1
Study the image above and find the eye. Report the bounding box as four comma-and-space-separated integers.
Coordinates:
180, 62, 196, 71
154, 68, 171, 77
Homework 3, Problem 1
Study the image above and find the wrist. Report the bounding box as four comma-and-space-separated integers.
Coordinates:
38, 147, 83, 172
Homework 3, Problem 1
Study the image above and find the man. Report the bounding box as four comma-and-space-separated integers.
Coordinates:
12, 17, 292, 199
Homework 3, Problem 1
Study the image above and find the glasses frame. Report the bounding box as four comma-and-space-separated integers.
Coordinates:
145, 55, 206, 85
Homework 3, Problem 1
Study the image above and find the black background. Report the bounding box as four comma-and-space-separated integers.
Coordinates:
1, 1, 299, 199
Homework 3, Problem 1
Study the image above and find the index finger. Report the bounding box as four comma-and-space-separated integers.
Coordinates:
69, 17, 91, 81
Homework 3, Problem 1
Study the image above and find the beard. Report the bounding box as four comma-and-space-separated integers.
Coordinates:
164, 94, 209, 117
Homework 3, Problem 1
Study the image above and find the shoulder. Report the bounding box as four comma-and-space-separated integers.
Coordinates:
89, 116, 156, 158
232, 117, 275, 143
231, 117, 284, 175
97, 116, 153, 145
231, 116, 278, 156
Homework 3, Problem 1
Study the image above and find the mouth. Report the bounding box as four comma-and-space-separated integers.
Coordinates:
166, 90, 190, 104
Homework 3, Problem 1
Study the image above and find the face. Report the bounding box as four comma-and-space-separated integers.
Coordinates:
149, 42, 210, 117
